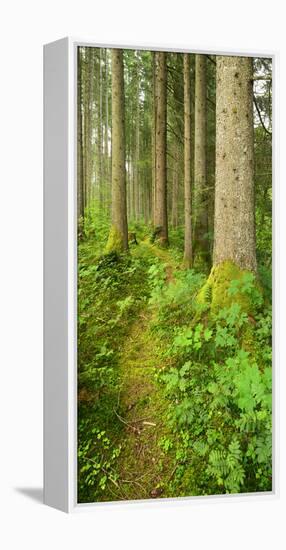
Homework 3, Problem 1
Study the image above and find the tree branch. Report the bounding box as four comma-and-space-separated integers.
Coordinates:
253, 95, 272, 136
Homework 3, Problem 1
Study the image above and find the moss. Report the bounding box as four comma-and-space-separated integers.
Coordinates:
241, 323, 256, 354
197, 260, 252, 315
105, 225, 126, 254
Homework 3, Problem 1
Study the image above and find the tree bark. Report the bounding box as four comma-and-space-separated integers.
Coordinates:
213, 56, 256, 272
106, 49, 128, 253
194, 54, 209, 267
183, 53, 193, 267
154, 51, 168, 246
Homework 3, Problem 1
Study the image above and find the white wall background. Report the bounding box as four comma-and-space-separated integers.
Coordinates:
0, 1, 285, 548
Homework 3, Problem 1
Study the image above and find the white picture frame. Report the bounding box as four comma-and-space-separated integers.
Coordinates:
44, 37, 277, 513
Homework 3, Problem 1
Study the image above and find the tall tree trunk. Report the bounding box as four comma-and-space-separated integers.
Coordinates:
106, 49, 128, 253
183, 53, 193, 267
152, 52, 156, 225
104, 48, 111, 211
194, 54, 209, 267
83, 47, 93, 210
171, 151, 179, 228
213, 56, 256, 272
134, 58, 141, 220
77, 48, 85, 227
154, 51, 168, 246
97, 49, 103, 208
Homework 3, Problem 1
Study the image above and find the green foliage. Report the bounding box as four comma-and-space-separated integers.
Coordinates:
148, 266, 206, 332
78, 206, 272, 500
155, 264, 272, 496
78, 421, 122, 495
78, 213, 156, 502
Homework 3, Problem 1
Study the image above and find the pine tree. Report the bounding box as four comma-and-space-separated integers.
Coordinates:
154, 51, 168, 246
183, 53, 193, 267
106, 49, 128, 252
213, 56, 256, 272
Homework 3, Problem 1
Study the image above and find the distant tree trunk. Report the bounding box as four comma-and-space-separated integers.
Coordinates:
134, 59, 141, 220
104, 49, 111, 210
97, 49, 103, 207
183, 53, 193, 267
154, 51, 168, 246
89, 49, 96, 203
152, 52, 156, 225
171, 146, 179, 228
213, 56, 256, 272
194, 54, 209, 267
106, 49, 128, 253
77, 48, 85, 227
83, 47, 93, 210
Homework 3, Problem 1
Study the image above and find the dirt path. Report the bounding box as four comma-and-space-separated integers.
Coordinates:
108, 243, 177, 501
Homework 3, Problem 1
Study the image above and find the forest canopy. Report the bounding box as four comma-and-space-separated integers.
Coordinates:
77, 47, 272, 503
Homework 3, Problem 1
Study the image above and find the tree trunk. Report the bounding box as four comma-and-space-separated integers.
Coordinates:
104, 48, 111, 211
171, 145, 179, 228
83, 47, 93, 210
154, 51, 168, 246
183, 53, 193, 267
194, 54, 209, 267
106, 49, 128, 253
97, 49, 103, 208
77, 48, 85, 227
134, 58, 141, 220
213, 56, 256, 272
152, 52, 156, 225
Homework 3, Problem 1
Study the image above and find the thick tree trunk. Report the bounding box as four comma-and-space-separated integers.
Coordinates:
183, 53, 193, 267
213, 56, 256, 272
154, 51, 168, 246
106, 49, 128, 253
194, 54, 209, 267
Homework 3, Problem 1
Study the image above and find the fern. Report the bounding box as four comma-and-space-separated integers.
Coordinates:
204, 283, 212, 304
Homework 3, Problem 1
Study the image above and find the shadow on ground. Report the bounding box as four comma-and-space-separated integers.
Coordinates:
15, 487, 43, 504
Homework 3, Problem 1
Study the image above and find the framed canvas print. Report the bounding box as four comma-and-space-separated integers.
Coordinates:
44, 37, 275, 512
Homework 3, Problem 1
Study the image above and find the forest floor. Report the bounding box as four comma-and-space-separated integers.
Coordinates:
78, 231, 272, 502
107, 242, 178, 501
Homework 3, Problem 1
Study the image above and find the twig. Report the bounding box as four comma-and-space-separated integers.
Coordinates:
142, 421, 157, 427
114, 409, 155, 425
253, 94, 272, 136
120, 478, 148, 495
113, 409, 135, 429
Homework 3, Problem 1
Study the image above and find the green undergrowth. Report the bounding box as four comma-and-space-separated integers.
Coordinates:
77, 221, 179, 502
78, 235, 157, 502
149, 260, 272, 496
78, 209, 272, 501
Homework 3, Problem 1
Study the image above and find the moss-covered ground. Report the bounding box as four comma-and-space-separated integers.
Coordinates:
78, 237, 181, 502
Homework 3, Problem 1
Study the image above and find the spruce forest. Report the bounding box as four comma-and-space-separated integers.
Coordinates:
77, 47, 272, 503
